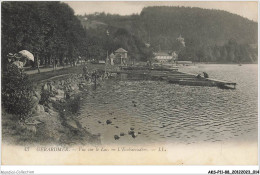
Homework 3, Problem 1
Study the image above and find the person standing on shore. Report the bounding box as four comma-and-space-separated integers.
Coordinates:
12, 53, 24, 69
7, 53, 15, 63
83, 64, 89, 80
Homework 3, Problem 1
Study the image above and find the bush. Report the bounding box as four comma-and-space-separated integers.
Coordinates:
39, 90, 52, 106
2, 64, 35, 119
67, 96, 81, 114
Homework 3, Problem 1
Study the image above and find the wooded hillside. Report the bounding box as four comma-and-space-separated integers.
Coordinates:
2, 3, 257, 66
79, 6, 258, 63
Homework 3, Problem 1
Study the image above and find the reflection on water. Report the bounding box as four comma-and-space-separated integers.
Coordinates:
79, 64, 258, 145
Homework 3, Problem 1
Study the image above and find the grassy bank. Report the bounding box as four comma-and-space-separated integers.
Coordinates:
52, 94, 101, 145
2, 92, 100, 146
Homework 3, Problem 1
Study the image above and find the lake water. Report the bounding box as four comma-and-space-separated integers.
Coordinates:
79, 64, 258, 145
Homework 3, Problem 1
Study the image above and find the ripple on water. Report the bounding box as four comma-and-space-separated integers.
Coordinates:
79, 64, 258, 144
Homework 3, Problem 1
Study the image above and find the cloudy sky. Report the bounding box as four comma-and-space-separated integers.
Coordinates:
64, 1, 258, 22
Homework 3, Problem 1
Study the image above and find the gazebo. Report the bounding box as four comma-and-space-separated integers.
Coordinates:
114, 48, 128, 65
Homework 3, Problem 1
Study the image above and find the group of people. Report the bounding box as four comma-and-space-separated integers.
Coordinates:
197, 72, 209, 79
7, 52, 26, 69
82, 65, 108, 83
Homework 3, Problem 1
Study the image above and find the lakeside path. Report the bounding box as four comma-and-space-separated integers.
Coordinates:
27, 64, 106, 83
25, 66, 70, 75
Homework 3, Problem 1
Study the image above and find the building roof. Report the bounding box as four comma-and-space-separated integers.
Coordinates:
115, 48, 127, 53
154, 52, 171, 56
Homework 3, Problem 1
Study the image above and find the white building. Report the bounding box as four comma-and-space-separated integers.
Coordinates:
154, 52, 175, 63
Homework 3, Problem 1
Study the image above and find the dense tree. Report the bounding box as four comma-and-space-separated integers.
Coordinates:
2, 2, 88, 70
2, 3, 257, 66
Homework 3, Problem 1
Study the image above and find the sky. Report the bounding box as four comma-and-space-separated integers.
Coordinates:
64, 1, 258, 22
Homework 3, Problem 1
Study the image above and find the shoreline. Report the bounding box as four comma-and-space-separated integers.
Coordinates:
2, 68, 105, 146
2, 63, 257, 146
192, 62, 258, 64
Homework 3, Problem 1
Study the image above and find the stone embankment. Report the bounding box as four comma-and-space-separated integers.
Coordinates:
21, 70, 107, 145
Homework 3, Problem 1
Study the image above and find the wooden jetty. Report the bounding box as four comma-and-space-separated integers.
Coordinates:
109, 68, 236, 89
168, 71, 236, 89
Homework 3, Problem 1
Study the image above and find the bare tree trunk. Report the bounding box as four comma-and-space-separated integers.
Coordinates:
36, 53, 40, 73
48, 55, 51, 67
63, 56, 65, 68
52, 55, 55, 71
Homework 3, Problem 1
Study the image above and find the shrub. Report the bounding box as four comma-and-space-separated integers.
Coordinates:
39, 90, 52, 106
67, 96, 81, 114
2, 64, 35, 119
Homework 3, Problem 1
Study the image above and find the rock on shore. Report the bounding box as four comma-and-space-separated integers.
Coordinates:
3, 73, 103, 145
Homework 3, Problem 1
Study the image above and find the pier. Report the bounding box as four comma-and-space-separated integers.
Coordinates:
109, 68, 236, 89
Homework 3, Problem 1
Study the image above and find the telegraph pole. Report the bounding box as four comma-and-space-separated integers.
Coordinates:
105, 30, 109, 74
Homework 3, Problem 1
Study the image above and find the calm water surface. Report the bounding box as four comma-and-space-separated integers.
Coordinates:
79, 64, 258, 145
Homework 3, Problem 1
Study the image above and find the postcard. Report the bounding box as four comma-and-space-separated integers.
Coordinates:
1, 1, 258, 167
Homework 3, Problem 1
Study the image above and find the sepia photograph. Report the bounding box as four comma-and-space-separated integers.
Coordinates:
1, 0, 258, 169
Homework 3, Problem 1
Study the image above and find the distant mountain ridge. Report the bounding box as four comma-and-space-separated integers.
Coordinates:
143, 7, 256, 46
